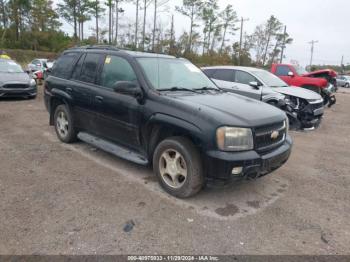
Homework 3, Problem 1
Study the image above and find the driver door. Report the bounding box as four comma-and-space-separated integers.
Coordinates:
93, 55, 142, 150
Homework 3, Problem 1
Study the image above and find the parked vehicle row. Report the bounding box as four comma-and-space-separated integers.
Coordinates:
27, 58, 55, 80
2, 46, 339, 198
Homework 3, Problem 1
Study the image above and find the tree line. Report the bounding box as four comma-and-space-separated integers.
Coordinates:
0, 0, 293, 66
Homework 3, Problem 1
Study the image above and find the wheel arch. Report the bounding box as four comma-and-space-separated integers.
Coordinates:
49, 96, 70, 125
144, 114, 205, 161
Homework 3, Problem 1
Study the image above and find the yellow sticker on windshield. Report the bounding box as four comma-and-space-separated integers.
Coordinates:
105, 57, 111, 64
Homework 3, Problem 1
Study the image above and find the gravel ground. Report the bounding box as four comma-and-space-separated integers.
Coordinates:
0, 87, 349, 255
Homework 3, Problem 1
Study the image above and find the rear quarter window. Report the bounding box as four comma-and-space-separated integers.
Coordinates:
52, 52, 80, 79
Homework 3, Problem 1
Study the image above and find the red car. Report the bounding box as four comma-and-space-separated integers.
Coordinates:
271, 64, 336, 107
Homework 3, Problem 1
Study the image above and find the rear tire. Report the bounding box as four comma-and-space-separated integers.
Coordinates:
345, 83, 349, 88
153, 137, 204, 198
53, 104, 77, 143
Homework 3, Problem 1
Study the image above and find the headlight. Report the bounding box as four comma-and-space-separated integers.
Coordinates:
285, 118, 289, 136
30, 79, 36, 86
216, 127, 253, 151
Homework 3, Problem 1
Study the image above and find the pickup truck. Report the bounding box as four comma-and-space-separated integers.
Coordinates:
271, 64, 336, 107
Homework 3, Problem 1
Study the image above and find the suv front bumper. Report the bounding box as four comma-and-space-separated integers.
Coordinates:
204, 136, 292, 183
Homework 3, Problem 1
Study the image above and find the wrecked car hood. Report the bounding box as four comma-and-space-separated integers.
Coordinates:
273, 86, 322, 101
169, 92, 286, 127
303, 69, 337, 78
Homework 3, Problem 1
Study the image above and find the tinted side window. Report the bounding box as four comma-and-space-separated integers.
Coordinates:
212, 69, 234, 82
100, 55, 137, 89
202, 69, 216, 78
275, 66, 291, 76
79, 53, 102, 84
71, 54, 85, 80
52, 52, 79, 79
234, 71, 256, 85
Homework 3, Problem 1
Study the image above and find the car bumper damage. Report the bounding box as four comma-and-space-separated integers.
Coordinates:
204, 136, 293, 184
279, 98, 324, 130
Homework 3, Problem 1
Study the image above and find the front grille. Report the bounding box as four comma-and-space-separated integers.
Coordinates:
254, 121, 286, 152
310, 101, 324, 110
3, 84, 29, 89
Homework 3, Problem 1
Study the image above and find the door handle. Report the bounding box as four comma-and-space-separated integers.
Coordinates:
66, 87, 73, 93
95, 96, 104, 103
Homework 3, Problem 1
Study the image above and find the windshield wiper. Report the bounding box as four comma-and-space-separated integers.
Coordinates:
158, 86, 201, 93
195, 86, 222, 92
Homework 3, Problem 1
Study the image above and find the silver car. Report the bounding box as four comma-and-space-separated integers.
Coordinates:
202, 66, 325, 130
336, 75, 350, 88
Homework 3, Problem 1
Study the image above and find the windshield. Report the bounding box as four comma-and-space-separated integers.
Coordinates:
294, 65, 308, 75
137, 57, 217, 91
0, 60, 24, 73
253, 70, 288, 87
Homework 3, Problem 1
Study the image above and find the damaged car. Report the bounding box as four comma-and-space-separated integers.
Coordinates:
44, 46, 292, 198
271, 63, 336, 107
202, 66, 324, 130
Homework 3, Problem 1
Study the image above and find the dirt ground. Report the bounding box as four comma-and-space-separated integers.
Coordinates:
0, 87, 349, 255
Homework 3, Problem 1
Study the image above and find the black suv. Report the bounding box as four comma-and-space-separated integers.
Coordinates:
44, 46, 292, 198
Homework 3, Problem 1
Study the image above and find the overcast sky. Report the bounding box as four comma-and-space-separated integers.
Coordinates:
60, 0, 349, 66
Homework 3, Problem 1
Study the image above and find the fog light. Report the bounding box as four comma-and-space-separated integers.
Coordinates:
232, 167, 243, 176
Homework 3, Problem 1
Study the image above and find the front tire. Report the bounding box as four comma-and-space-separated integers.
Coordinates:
54, 104, 77, 143
345, 83, 350, 88
153, 137, 204, 198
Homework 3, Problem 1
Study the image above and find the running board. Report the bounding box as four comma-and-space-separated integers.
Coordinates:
77, 132, 149, 165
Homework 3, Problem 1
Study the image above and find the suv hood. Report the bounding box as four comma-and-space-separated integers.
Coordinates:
170, 92, 286, 127
273, 86, 322, 101
0, 72, 30, 85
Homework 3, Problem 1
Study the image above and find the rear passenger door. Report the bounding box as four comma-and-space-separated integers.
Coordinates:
232, 70, 262, 100
93, 55, 142, 150
69, 52, 105, 132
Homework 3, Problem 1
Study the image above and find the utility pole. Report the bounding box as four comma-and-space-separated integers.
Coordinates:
341, 55, 345, 74
308, 40, 319, 69
152, 0, 157, 52
135, 0, 139, 49
280, 25, 287, 63
169, 14, 174, 54
115, 0, 124, 46
239, 17, 249, 65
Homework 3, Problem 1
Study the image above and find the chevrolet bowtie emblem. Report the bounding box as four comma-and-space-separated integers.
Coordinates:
271, 131, 279, 140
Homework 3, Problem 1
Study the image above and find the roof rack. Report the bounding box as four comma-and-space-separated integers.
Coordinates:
86, 45, 120, 51
69, 45, 120, 51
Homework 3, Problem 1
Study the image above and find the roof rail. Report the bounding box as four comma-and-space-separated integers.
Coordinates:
86, 45, 120, 51
69, 45, 120, 51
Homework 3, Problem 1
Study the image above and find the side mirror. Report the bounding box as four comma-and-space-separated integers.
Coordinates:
113, 81, 143, 98
249, 81, 261, 89
288, 71, 294, 77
